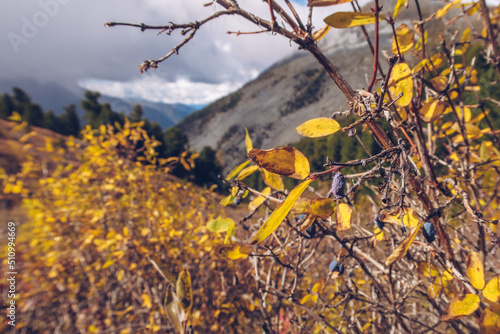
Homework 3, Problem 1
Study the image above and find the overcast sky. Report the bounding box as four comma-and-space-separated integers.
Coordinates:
2, 1, 496, 106
0, 0, 365, 105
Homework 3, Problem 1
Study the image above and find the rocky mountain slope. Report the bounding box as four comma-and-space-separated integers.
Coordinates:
177, 0, 462, 171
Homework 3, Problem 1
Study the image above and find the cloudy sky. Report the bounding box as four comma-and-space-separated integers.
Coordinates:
0, 0, 365, 106
2, 1, 497, 107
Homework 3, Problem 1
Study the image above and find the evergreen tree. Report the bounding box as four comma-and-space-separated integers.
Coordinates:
59, 104, 80, 136
192, 146, 222, 186
164, 127, 188, 158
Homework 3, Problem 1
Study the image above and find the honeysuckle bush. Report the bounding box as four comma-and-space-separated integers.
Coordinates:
105, 0, 500, 332
1, 121, 265, 333
4, 0, 500, 333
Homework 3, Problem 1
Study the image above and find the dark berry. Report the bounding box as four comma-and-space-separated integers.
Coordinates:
329, 260, 338, 272
374, 214, 385, 230
338, 264, 345, 275
233, 197, 241, 205
331, 172, 346, 199
305, 221, 316, 238
423, 222, 436, 243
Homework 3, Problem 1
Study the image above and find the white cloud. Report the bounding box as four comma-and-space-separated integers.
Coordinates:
78, 74, 252, 105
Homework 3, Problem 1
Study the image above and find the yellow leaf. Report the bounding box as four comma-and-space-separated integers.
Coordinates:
437, 0, 461, 18
442, 271, 456, 298
249, 146, 310, 180
480, 305, 500, 334
296, 117, 341, 138
141, 293, 153, 309
261, 168, 284, 191
312, 24, 331, 41
141, 228, 150, 237
429, 53, 444, 70
382, 208, 420, 228
385, 224, 422, 266
219, 244, 251, 260
324, 12, 385, 29
177, 269, 193, 312
483, 275, 500, 303
336, 203, 352, 231
244, 128, 253, 154
418, 262, 440, 278
292, 198, 311, 214
308, 0, 354, 6
393, 0, 407, 18
227, 160, 251, 180
392, 24, 414, 56
431, 76, 448, 92
466, 252, 485, 290
248, 187, 271, 211
236, 165, 259, 180
165, 289, 183, 332
388, 63, 413, 107
12, 121, 28, 133
420, 100, 447, 122
251, 179, 313, 244
311, 198, 335, 219
207, 217, 235, 233
219, 194, 235, 207
7, 111, 22, 122
412, 59, 428, 74
428, 283, 442, 299
441, 294, 480, 322
374, 226, 384, 241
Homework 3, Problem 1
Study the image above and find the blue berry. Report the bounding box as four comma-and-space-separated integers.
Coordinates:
233, 197, 241, 205
338, 264, 345, 275
329, 260, 338, 272
423, 222, 436, 243
331, 172, 346, 199
374, 214, 385, 230
305, 221, 316, 238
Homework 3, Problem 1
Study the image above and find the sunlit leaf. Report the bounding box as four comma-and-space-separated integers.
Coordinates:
7, 111, 22, 122
219, 194, 235, 207
429, 53, 444, 70
261, 168, 285, 191
207, 217, 235, 233
292, 198, 311, 214
227, 160, 251, 180
311, 198, 335, 219
388, 63, 413, 107
237, 165, 259, 180
385, 224, 422, 266
418, 262, 440, 278
249, 146, 310, 180
480, 305, 500, 334
431, 76, 448, 92
382, 208, 420, 228
420, 100, 447, 122
392, 24, 414, 56
437, 0, 461, 18
374, 226, 384, 241
442, 294, 480, 322
251, 179, 313, 244
312, 24, 331, 41
141, 293, 152, 309
248, 187, 271, 211
219, 244, 251, 260
177, 269, 193, 312
441, 270, 456, 298
483, 275, 500, 303
324, 12, 385, 29
245, 128, 253, 154
336, 203, 352, 231
412, 59, 428, 74
466, 252, 485, 290
308, 0, 354, 7
393, 0, 407, 18
296, 117, 341, 138
428, 282, 442, 299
